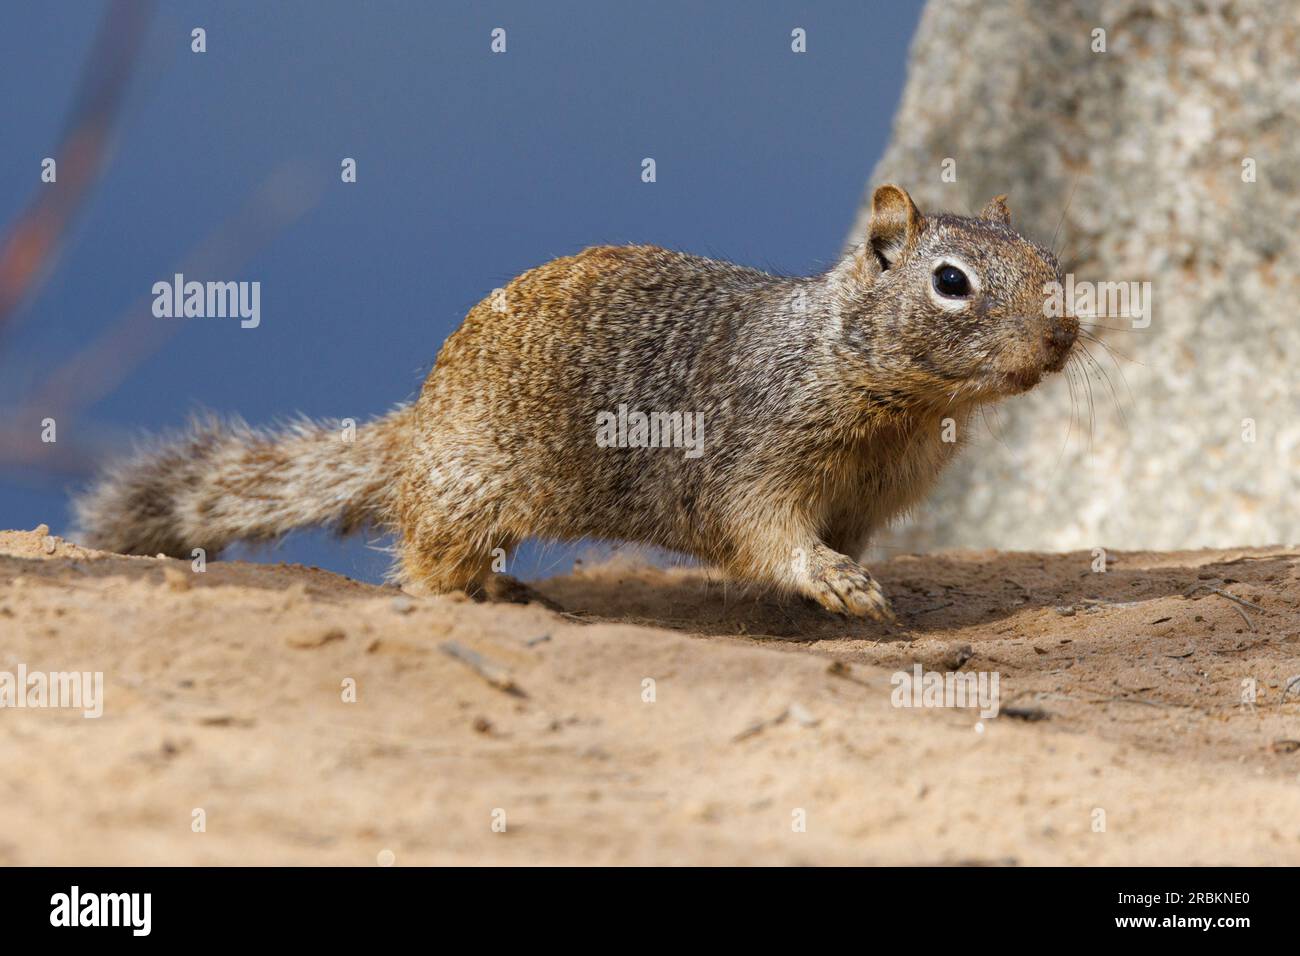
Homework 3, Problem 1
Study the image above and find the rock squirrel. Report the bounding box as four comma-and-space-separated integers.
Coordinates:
75, 185, 1076, 620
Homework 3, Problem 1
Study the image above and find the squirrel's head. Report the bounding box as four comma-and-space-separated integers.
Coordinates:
831, 184, 1077, 407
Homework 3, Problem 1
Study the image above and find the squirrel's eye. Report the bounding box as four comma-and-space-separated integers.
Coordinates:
933, 265, 971, 298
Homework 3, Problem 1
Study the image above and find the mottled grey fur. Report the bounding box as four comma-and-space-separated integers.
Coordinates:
76, 186, 1075, 619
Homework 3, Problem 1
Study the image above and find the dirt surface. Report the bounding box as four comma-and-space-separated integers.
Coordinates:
1, 525, 1299, 865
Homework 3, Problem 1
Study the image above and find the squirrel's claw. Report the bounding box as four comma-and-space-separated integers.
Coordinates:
808, 561, 895, 623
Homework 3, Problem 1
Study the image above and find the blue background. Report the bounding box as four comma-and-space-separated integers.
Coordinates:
0, 0, 924, 582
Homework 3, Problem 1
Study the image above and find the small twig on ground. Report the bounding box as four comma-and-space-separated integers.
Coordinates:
826, 660, 882, 689
1099, 695, 1180, 709
1042, 690, 1189, 710
732, 703, 820, 742
913, 601, 953, 615
1183, 584, 1261, 631
732, 709, 789, 742
1183, 584, 1264, 611
1001, 705, 1051, 722
1281, 675, 1300, 704
438, 641, 527, 698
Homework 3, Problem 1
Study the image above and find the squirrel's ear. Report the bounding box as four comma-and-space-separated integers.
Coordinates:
836, 241, 883, 288
868, 184, 923, 269
980, 194, 1012, 226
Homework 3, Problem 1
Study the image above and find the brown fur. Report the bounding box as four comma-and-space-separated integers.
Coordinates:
75, 186, 1075, 619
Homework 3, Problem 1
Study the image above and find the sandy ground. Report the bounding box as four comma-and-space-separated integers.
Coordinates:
1, 525, 1298, 865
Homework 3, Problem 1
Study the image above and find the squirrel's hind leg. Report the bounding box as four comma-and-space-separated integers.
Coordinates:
396, 519, 559, 610
394, 523, 501, 596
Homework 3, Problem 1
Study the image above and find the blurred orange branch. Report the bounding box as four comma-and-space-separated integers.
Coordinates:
0, 0, 154, 336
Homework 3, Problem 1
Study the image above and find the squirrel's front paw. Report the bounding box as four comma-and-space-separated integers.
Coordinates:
806, 560, 895, 622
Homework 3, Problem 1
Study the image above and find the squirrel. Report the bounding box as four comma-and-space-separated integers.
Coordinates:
74, 185, 1076, 621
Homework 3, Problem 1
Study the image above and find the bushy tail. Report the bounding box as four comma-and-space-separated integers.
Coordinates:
74, 406, 414, 558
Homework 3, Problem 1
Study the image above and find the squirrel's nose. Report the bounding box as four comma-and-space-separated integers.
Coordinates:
1042, 323, 1077, 373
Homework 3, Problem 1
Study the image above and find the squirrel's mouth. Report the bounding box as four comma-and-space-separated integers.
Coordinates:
983, 325, 1076, 396
999, 367, 1044, 394
1043, 348, 1072, 374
